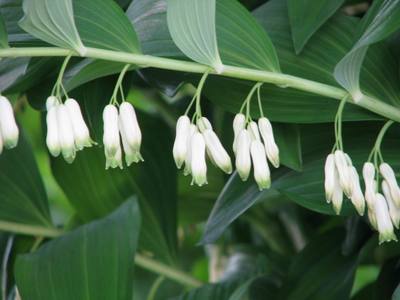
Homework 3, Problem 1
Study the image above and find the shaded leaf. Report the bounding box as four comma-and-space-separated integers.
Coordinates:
0, 10, 8, 48
18, 0, 86, 54
15, 199, 141, 300
288, 0, 345, 53
167, 0, 223, 72
0, 57, 29, 92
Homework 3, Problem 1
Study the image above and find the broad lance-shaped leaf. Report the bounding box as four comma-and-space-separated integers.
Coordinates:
167, 0, 224, 73
15, 199, 141, 300
19, 0, 86, 55
288, 0, 345, 54
334, 0, 400, 101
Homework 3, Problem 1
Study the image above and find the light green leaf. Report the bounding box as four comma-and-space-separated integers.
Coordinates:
334, 0, 400, 101
18, 0, 86, 55
167, 0, 223, 72
0, 132, 51, 226
15, 199, 141, 300
288, 0, 345, 54
74, 0, 141, 53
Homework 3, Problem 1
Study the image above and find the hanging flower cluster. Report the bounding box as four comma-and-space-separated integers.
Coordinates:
324, 99, 398, 244
0, 96, 19, 153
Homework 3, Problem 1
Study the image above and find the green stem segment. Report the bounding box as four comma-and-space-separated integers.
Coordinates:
1, 47, 399, 123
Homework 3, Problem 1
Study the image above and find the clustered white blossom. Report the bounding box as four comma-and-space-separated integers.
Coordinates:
0, 96, 19, 153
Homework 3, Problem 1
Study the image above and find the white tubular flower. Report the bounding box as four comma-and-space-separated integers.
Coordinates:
324, 154, 336, 203
331, 168, 343, 215
46, 96, 59, 110
379, 163, 400, 207
258, 117, 279, 168
46, 105, 61, 157
368, 208, 378, 230
382, 180, 400, 229
349, 166, 365, 216
233, 113, 246, 153
334, 150, 352, 197
56, 104, 76, 163
0, 96, 19, 149
203, 129, 232, 174
103, 104, 122, 169
197, 117, 212, 132
363, 162, 376, 209
183, 124, 197, 176
173, 115, 190, 169
247, 121, 260, 141
190, 131, 207, 186
64, 98, 92, 150
375, 193, 397, 244
119, 102, 142, 151
235, 129, 251, 181
250, 140, 270, 190
119, 122, 143, 166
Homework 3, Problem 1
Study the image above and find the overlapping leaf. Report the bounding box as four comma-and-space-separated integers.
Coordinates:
18, 0, 86, 55
15, 199, 141, 300
334, 0, 400, 101
167, 0, 223, 72
288, 0, 345, 54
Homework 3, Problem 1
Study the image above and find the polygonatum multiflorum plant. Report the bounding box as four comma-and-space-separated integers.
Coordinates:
0, 0, 399, 299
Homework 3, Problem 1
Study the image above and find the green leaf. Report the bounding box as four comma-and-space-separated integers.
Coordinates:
15, 199, 141, 300
273, 123, 302, 171
279, 229, 358, 300
334, 0, 400, 100
288, 0, 345, 54
51, 78, 177, 263
0, 10, 8, 48
167, 0, 224, 72
18, 0, 86, 55
0, 132, 51, 226
0, 57, 29, 92
74, 0, 141, 53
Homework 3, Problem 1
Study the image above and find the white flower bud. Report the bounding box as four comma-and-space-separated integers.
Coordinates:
64, 98, 92, 150
173, 115, 190, 169
379, 163, 400, 207
46, 96, 59, 111
203, 129, 232, 174
331, 169, 343, 215
56, 104, 76, 163
334, 150, 352, 197
235, 129, 251, 181
46, 106, 60, 157
324, 154, 335, 203
375, 193, 397, 244
258, 117, 279, 168
183, 124, 197, 176
103, 104, 122, 169
119, 120, 143, 166
247, 121, 261, 141
0, 96, 19, 149
197, 117, 212, 132
382, 180, 400, 229
349, 166, 365, 216
250, 140, 270, 190
119, 102, 142, 151
363, 162, 377, 209
190, 131, 207, 186
233, 113, 246, 153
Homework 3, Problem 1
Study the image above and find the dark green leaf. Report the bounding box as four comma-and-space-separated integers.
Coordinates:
0, 57, 28, 92
74, 0, 141, 53
18, 0, 86, 54
288, 0, 345, 53
15, 199, 141, 300
0, 132, 51, 226
0, 10, 8, 48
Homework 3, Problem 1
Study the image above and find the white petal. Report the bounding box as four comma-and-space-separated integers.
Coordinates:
233, 114, 246, 153
103, 104, 121, 158
65, 98, 92, 150
258, 117, 279, 168
363, 162, 375, 181
247, 121, 260, 141
56, 104, 76, 163
0, 96, 19, 149
173, 115, 190, 169
105, 146, 123, 170
235, 129, 251, 181
382, 180, 400, 229
334, 150, 352, 197
119, 102, 142, 151
349, 166, 365, 216
379, 163, 400, 207
324, 154, 335, 203
250, 140, 270, 190
46, 106, 61, 157
203, 129, 232, 174
183, 124, 197, 176
331, 166, 343, 214
119, 119, 143, 166
197, 117, 212, 132
375, 193, 397, 244
46, 96, 59, 111
190, 131, 207, 186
